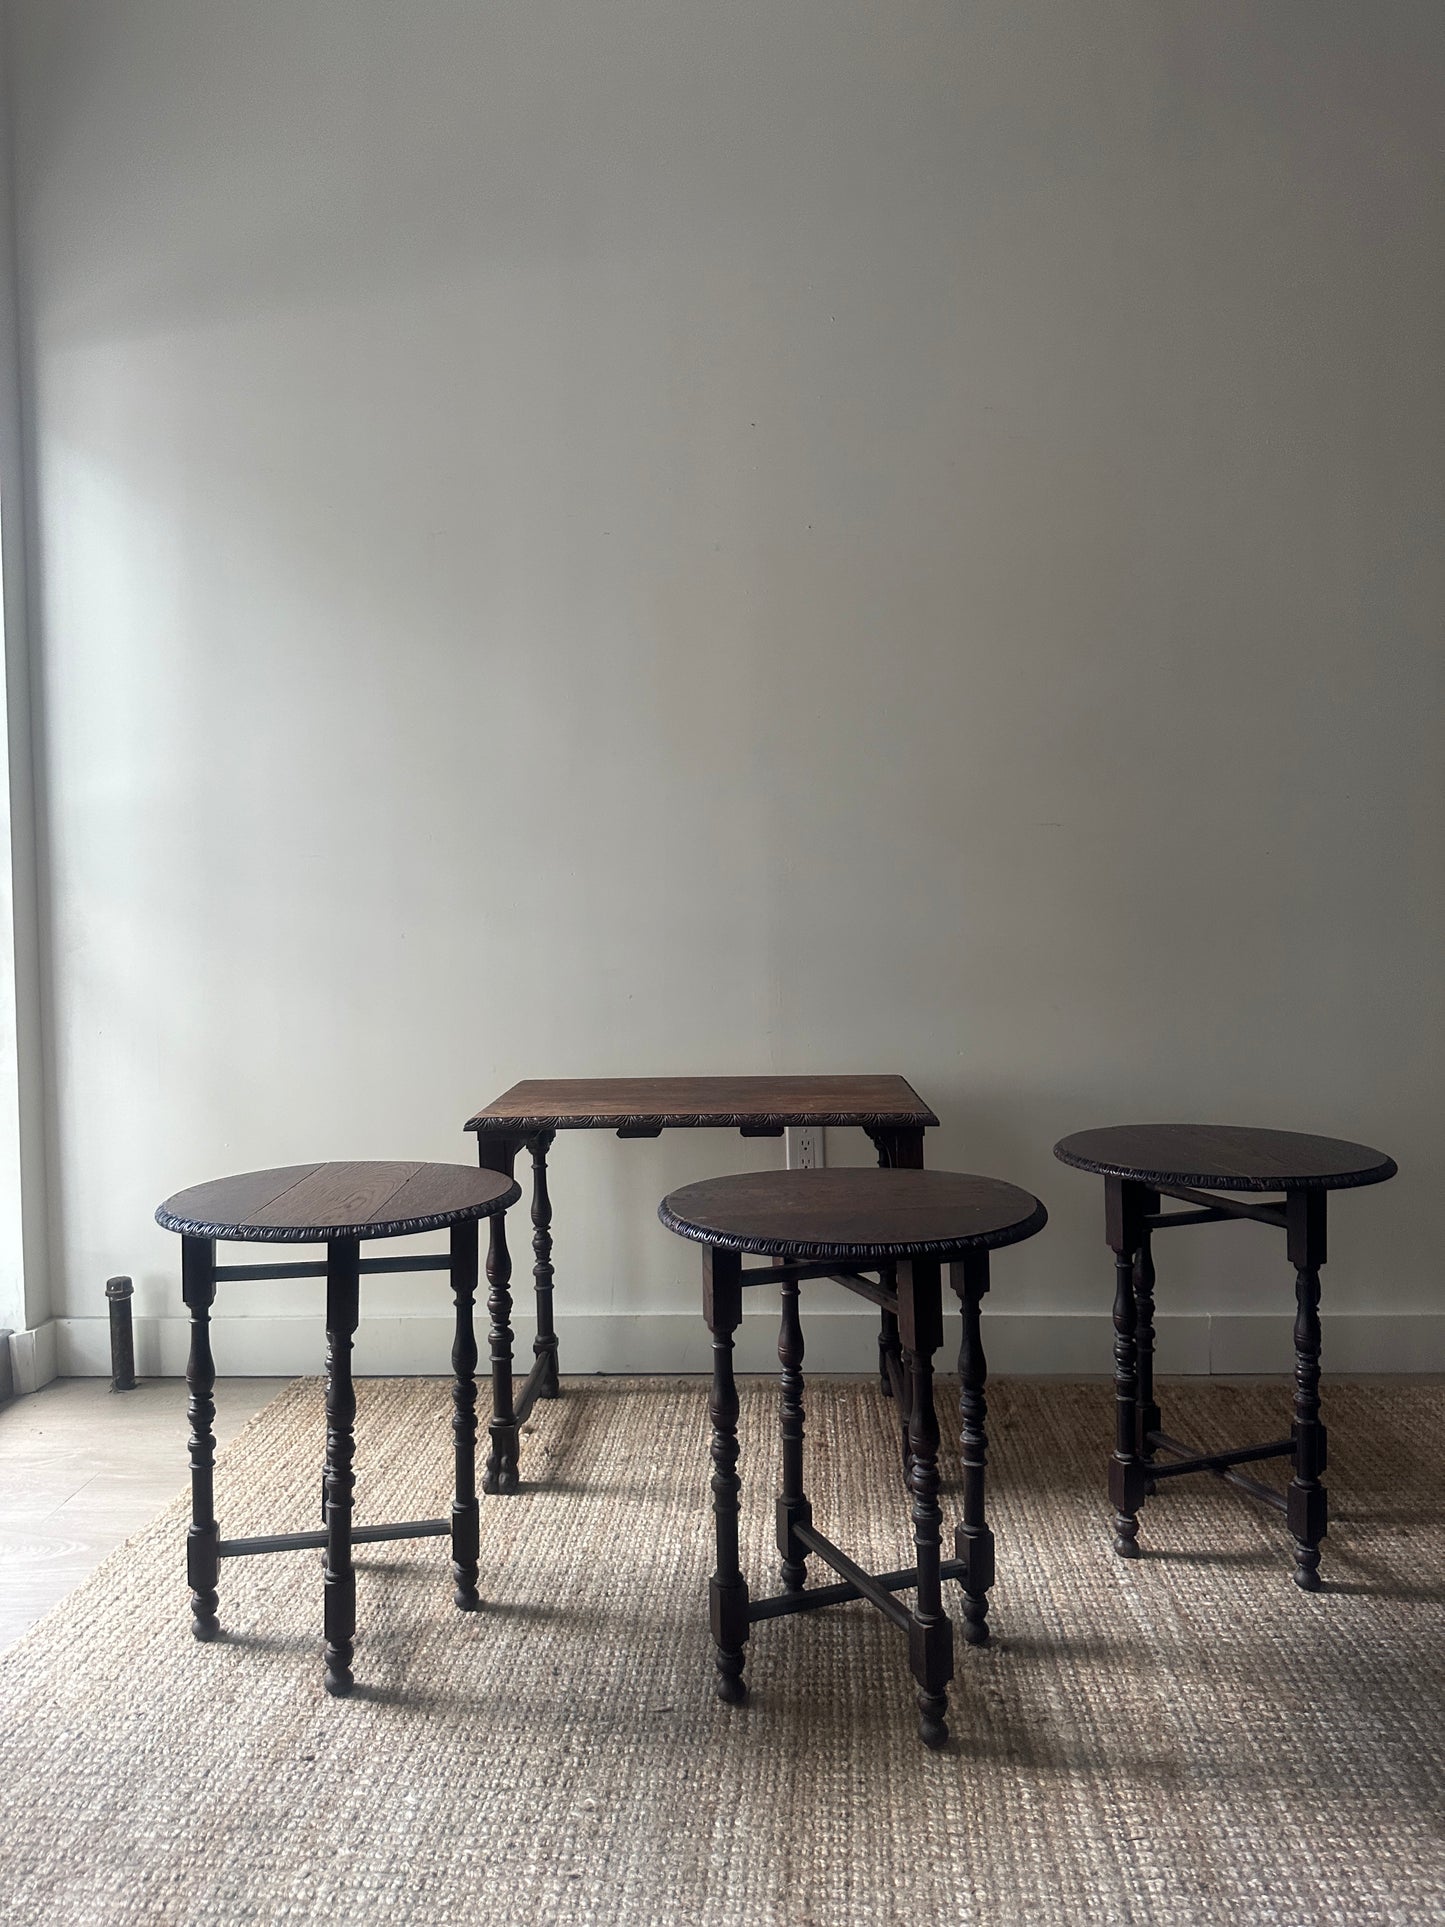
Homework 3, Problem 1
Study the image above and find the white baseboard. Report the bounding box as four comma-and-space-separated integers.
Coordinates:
35, 1309, 1445, 1381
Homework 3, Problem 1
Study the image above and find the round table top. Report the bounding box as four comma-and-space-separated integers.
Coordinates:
658, 1168, 1047, 1262
156, 1161, 520, 1243
1053, 1124, 1397, 1193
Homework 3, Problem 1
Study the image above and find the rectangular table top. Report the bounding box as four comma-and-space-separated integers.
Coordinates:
466, 1075, 938, 1135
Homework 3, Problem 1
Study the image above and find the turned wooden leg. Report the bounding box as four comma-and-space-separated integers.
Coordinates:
871, 1134, 896, 1405
1110, 1247, 1145, 1557
449, 1219, 481, 1612
529, 1131, 560, 1400
877, 1303, 899, 1398
907, 1350, 952, 1747
952, 1251, 994, 1646
1287, 1190, 1328, 1591
878, 1288, 910, 1474
869, 1125, 923, 1431
704, 1247, 748, 1704
323, 1239, 360, 1696
1106, 1178, 1147, 1559
1289, 1263, 1327, 1590
182, 1236, 220, 1643
776, 1271, 810, 1595
899, 1257, 952, 1749
1134, 1212, 1161, 1481
479, 1137, 519, 1494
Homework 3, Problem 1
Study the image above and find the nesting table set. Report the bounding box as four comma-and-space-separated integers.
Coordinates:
463, 1076, 939, 1494
155, 1076, 1396, 1747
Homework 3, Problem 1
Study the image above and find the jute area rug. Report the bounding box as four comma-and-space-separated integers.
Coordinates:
2, 1377, 1443, 1926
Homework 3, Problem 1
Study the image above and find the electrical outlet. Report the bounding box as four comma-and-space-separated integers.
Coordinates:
785, 1126, 825, 1170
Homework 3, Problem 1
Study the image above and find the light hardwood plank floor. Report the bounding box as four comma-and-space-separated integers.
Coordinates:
0, 1377, 291, 1651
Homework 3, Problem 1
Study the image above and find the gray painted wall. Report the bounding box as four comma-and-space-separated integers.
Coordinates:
6, 1, 1442, 1371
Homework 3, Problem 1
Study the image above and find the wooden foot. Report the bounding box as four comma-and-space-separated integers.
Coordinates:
1109, 1444, 1146, 1558
187, 1525, 220, 1642
712, 1578, 750, 1705
917, 1689, 949, 1751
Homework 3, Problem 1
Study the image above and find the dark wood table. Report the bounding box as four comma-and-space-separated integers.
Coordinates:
1053, 1124, 1397, 1590
658, 1166, 1047, 1749
156, 1160, 519, 1695
465, 1075, 937, 1493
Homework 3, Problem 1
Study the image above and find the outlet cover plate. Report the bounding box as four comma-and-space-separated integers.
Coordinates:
785, 1126, 825, 1170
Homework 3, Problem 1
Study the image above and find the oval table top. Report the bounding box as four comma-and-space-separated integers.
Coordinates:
156, 1161, 520, 1243
1053, 1124, 1397, 1193
659, 1168, 1047, 1262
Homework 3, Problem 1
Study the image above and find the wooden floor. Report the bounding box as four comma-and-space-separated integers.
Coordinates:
0, 1377, 290, 1651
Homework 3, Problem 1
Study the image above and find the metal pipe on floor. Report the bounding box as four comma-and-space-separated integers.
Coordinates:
105, 1276, 136, 1392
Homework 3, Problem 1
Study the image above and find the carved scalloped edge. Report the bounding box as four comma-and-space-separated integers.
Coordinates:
1051, 1147, 1397, 1192
469, 1110, 939, 1134
155, 1184, 521, 1245
656, 1196, 1047, 1262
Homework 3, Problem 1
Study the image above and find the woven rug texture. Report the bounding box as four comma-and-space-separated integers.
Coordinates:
1, 1375, 1443, 1926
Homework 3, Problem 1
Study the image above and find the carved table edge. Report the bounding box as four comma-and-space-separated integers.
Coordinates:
1050, 1145, 1397, 1192
155, 1187, 522, 1244
655, 1197, 1048, 1262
